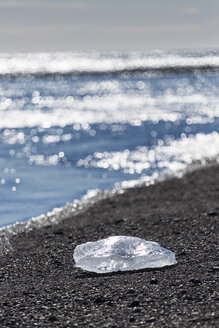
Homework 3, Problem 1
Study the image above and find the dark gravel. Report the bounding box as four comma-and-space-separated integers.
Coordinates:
0, 165, 218, 327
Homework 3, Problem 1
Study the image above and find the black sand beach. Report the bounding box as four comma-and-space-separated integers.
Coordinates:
0, 165, 218, 327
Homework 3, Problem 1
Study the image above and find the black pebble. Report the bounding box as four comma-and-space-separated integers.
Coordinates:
207, 211, 217, 217
127, 289, 138, 295
94, 297, 105, 305
48, 315, 57, 322
190, 278, 202, 285
129, 317, 135, 322
129, 300, 140, 307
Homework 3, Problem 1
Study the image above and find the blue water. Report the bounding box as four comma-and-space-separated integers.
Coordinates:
0, 51, 219, 226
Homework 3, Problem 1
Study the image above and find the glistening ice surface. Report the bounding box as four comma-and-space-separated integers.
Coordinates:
0, 50, 219, 227
73, 236, 177, 273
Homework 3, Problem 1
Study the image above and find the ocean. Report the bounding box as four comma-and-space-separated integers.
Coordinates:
0, 50, 219, 228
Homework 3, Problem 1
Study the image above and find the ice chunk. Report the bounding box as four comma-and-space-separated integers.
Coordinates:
73, 236, 177, 273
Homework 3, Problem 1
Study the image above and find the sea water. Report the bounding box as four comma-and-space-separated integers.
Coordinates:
0, 50, 219, 227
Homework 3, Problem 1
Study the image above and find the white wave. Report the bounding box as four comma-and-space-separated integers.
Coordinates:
0, 93, 218, 129
78, 132, 219, 174
0, 50, 218, 75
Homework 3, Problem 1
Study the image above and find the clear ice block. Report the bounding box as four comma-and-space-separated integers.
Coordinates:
73, 236, 177, 273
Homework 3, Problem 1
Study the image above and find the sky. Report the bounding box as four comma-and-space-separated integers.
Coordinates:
0, 0, 218, 52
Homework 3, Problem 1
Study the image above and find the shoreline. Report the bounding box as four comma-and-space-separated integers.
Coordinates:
0, 161, 216, 242
0, 164, 218, 327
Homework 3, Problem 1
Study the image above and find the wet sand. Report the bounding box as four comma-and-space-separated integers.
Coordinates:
0, 165, 218, 327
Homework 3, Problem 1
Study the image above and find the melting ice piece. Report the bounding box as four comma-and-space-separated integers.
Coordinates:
73, 236, 177, 273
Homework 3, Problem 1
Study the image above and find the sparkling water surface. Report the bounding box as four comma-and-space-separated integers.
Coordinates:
0, 51, 219, 226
